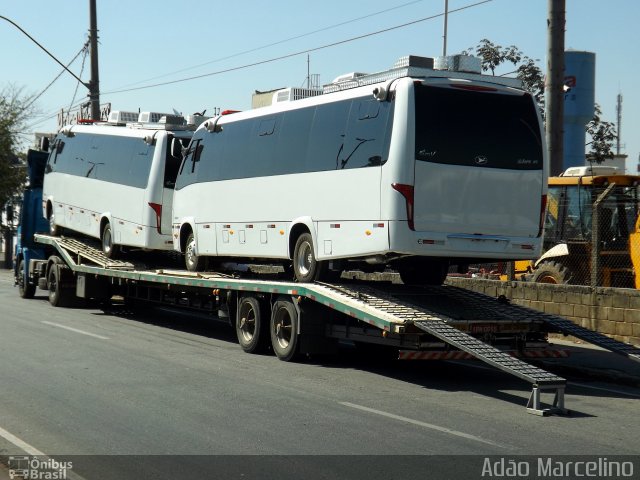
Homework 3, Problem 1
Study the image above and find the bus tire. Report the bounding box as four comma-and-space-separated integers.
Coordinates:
49, 211, 61, 236
236, 296, 269, 353
293, 232, 327, 283
48, 262, 73, 307
270, 298, 299, 361
185, 232, 206, 272
17, 259, 36, 299
399, 258, 448, 286
101, 222, 119, 259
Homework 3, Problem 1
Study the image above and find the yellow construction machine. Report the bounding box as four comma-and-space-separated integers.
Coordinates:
513, 166, 640, 288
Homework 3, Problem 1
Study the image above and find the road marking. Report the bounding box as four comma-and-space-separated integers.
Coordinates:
41, 321, 110, 340
0, 426, 46, 456
340, 402, 507, 448
569, 382, 640, 398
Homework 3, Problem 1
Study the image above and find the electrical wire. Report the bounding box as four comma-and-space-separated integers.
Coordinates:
112, 0, 429, 90
103, 0, 493, 95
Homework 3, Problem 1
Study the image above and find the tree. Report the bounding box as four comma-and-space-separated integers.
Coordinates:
464, 39, 616, 159
0, 85, 33, 210
586, 103, 617, 164
464, 39, 545, 116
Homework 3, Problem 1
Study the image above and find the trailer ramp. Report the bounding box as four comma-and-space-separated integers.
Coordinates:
52, 236, 134, 270
450, 288, 640, 363
314, 283, 567, 416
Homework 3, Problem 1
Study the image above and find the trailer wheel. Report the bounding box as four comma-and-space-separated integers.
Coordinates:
185, 232, 206, 272
48, 261, 74, 307
293, 233, 327, 282
270, 298, 299, 361
17, 259, 36, 299
101, 222, 119, 259
236, 296, 269, 353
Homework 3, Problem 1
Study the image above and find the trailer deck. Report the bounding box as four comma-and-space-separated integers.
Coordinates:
28, 234, 640, 415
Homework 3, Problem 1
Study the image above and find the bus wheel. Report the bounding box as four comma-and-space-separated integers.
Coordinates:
17, 259, 36, 299
185, 232, 206, 272
48, 260, 74, 307
49, 212, 60, 236
270, 298, 299, 361
101, 222, 119, 259
236, 296, 268, 353
399, 259, 448, 286
293, 233, 326, 282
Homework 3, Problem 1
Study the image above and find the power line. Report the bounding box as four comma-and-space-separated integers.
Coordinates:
112, 0, 429, 91
103, 0, 492, 95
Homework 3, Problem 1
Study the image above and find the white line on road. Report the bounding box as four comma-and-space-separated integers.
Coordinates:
339, 402, 508, 449
569, 382, 640, 398
0, 426, 46, 456
41, 321, 110, 340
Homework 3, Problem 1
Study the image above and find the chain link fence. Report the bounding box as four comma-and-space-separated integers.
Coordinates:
461, 179, 640, 289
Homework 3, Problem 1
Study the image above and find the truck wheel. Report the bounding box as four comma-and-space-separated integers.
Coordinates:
236, 296, 268, 353
530, 261, 573, 284
270, 298, 299, 361
17, 259, 36, 299
292, 233, 327, 282
48, 262, 74, 307
185, 232, 206, 272
101, 222, 119, 259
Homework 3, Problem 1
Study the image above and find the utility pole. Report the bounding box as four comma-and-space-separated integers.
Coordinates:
546, 0, 565, 176
442, 0, 449, 56
88, 0, 100, 121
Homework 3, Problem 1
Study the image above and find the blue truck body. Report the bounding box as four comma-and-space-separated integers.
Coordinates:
14, 149, 50, 297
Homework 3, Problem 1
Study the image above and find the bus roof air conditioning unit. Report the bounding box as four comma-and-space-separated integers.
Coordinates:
272, 88, 323, 104
138, 112, 174, 124
108, 111, 139, 124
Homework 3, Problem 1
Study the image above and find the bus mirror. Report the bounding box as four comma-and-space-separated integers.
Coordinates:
144, 135, 156, 145
170, 138, 183, 158
40, 137, 50, 152
372, 86, 387, 101
205, 119, 223, 133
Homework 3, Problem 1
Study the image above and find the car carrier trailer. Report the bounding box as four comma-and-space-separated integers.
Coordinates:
16, 233, 640, 416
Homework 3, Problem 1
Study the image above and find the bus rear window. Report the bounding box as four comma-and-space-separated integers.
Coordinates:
414, 84, 542, 170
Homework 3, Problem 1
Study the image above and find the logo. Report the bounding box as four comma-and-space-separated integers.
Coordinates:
8, 456, 73, 479
474, 156, 488, 166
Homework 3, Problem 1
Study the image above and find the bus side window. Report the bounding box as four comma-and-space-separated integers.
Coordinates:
339, 99, 390, 169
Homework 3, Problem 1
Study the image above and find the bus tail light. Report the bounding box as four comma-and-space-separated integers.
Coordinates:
538, 194, 547, 237
392, 183, 415, 230
148, 202, 163, 234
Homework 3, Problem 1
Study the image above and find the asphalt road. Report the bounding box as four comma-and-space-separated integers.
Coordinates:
0, 269, 639, 479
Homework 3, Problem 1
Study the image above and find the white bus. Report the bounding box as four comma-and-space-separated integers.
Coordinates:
43, 112, 197, 257
172, 55, 548, 284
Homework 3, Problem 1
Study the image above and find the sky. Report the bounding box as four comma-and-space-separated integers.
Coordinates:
1, 0, 639, 171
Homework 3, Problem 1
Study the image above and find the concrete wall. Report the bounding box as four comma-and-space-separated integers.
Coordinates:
446, 277, 640, 347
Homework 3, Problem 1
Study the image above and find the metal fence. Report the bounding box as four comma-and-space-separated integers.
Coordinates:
462, 182, 640, 289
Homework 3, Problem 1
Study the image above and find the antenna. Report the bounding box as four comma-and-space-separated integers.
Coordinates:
442, 0, 449, 56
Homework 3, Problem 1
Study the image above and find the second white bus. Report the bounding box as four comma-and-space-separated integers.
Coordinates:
172, 55, 548, 284
43, 113, 195, 257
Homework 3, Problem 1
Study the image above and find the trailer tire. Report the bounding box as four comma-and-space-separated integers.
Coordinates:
270, 298, 299, 361
236, 296, 269, 353
17, 259, 36, 299
530, 260, 573, 284
48, 261, 74, 307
